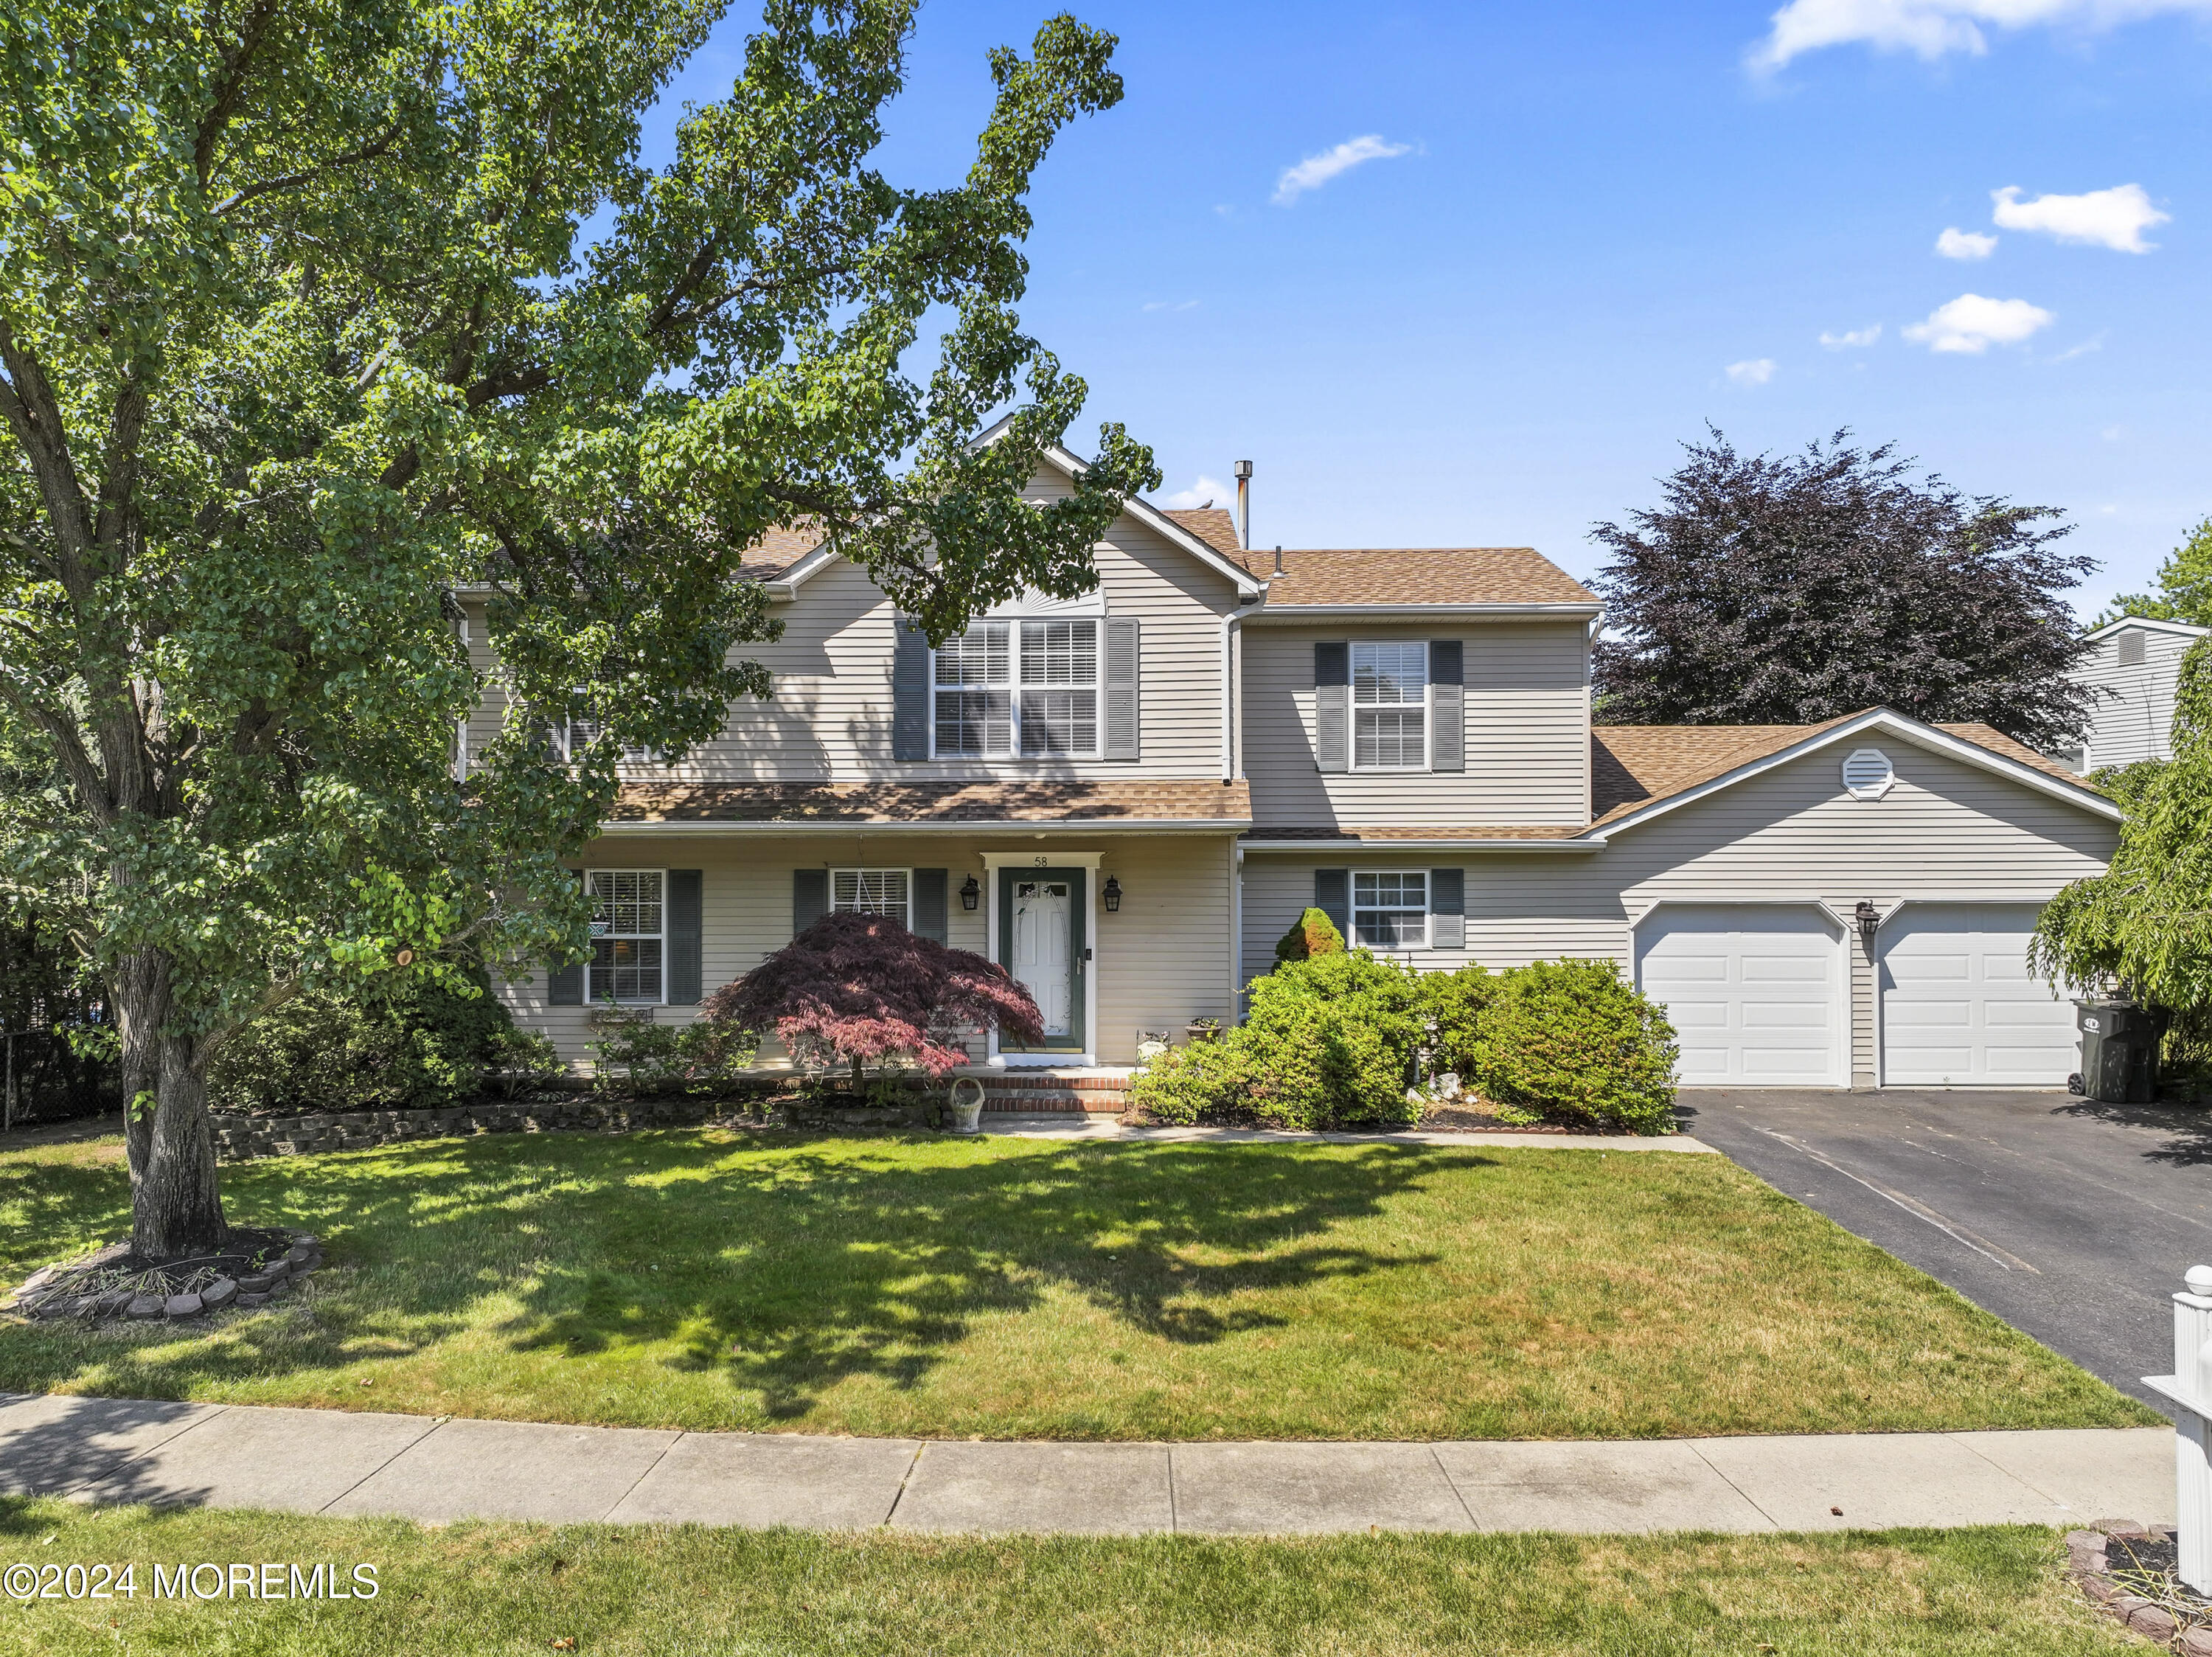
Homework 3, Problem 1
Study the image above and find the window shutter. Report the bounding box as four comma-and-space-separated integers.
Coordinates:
893, 616, 930, 760
913, 869, 949, 944
1314, 642, 1349, 773
549, 959, 584, 1005
793, 868, 828, 936
1315, 868, 1350, 939
667, 870, 703, 1004
1104, 616, 1140, 760
1429, 640, 1464, 774
1429, 867, 1465, 950
549, 867, 585, 1003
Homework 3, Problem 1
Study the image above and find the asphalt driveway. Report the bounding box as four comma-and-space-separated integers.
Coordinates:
1680, 1088, 2212, 1417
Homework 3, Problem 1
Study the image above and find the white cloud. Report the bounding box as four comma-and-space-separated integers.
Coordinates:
1819, 324, 1882, 348
2049, 331, 2107, 362
1992, 184, 2168, 251
1725, 358, 1778, 386
1902, 293, 2054, 352
1935, 226, 1997, 260
1141, 299, 1199, 313
2101, 424, 2128, 440
1163, 476, 1230, 511
1272, 135, 1413, 205
1749, 1, 2212, 72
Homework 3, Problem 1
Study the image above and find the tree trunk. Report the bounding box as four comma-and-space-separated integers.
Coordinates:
113, 956, 228, 1262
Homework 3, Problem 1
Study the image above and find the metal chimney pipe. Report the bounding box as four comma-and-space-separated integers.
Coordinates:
1273, 543, 1284, 577
1234, 459, 1253, 549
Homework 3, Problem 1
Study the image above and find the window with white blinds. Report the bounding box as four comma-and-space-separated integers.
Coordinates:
587, 869, 664, 1003
931, 619, 1100, 758
832, 868, 911, 929
1352, 642, 1428, 769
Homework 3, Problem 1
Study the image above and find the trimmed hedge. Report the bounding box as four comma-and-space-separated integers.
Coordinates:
1131, 952, 1678, 1136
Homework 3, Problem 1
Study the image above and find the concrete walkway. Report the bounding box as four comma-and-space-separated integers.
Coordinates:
981, 1117, 1719, 1151
0, 1392, 2171, 1535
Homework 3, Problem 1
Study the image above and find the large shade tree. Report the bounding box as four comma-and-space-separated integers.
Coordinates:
1591, 429, 2096, 750
0, 0, 1156, 1258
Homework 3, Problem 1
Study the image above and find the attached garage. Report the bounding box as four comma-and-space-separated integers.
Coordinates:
1879, 902, 2076, 1086
1635, 905, 1848, 1087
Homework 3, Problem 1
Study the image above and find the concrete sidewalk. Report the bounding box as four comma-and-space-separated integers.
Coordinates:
0, 1392, 2171, 1535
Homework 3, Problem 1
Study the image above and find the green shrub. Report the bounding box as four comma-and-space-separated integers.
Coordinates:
589, 1011, 759, 1095
1243, 950, 1425, 1128
485, 1026, 566, 1099
1419, 964, 1495, 1081
1476, 958, 1678, 1134
209, 965, 514, 1114
1273, 906, 1346, 966
1127, 1037, 1247, 1125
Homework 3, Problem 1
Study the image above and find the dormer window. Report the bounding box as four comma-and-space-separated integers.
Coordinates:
1352, 642, 1427, 769
931, 619, 1101, 759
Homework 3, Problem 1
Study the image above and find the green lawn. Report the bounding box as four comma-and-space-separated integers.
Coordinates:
0, 1129, 2154, 1440
0, 1498, 2140, 1656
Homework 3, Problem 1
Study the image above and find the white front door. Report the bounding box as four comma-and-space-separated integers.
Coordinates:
1012, 879, 1074, 1039
1879, 902, 2074, 1085
1635, 905, 1848, 1087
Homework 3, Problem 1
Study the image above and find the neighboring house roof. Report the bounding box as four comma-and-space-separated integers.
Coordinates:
604, 779, 1253, 830
1244, 547, 1599, 611
2084, 615, 2210, 642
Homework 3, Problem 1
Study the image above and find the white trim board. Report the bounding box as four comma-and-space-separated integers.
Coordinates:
2084, 616, 2209, 642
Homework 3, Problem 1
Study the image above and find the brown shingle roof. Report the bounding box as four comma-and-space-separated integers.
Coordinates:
609, 779, 1252, 826
1248, 716, 2099, 844
1249, 547, 1597, 608
1592, 717, 2093, 829
736, 524, 827, 582
1161, 507, 1243, 557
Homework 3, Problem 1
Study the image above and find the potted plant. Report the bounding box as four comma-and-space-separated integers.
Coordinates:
1185, 1016, 1222, 1044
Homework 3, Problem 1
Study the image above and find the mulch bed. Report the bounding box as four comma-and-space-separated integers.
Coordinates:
5, 1226, 321, 1326
2069, 1523, 2212, 1652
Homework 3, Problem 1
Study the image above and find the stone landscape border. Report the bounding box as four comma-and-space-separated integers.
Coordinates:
7, 1230, 323, 1325
2068, 1524, 2212, 1652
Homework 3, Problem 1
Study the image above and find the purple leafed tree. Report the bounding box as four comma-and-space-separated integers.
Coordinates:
700, 911, 1045, 1091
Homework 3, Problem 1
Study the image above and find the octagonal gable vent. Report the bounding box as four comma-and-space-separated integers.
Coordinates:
1842, 747, 1894, 800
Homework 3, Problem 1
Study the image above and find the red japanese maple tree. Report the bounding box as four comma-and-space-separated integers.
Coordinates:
701, 911, 1044, 1091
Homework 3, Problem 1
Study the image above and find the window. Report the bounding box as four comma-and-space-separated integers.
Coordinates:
932, 619, 1099, 758
832, 868, 910, 929
1352, 870, 1427, 949
933, 625, 1012, 756
588, 870, 664, 1002
1352, 642, 1427, 769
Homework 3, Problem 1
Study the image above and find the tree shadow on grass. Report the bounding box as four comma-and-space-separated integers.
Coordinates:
0, 1130, 1467, 1426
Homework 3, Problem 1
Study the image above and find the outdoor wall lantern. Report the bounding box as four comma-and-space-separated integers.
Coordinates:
959, 875, 981, 911
1854, 900, 1879, 949
1102, 875, 1123, 912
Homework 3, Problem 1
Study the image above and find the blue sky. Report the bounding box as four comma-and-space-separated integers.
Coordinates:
651, 1, 2212, 618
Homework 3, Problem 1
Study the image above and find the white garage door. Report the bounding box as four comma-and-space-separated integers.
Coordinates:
1879, 903, 2075, 1086
1635, 906, 1847, 1087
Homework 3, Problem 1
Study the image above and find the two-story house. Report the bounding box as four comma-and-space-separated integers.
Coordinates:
2064, 615, 2209, 773
477, 432, 2123, 1096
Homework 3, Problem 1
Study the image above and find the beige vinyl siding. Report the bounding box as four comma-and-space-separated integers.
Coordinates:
501, 830, 1237, 1067
1239, 737, 2114, 1081
1242, 621, 1590, 828
2074, 624, 2205, 770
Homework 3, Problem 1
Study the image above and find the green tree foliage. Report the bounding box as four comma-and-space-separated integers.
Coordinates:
2034, 639, 2212, 1054
1272, 906, 1345, 966
0, 0, 1153, 1256
1592, 429, 2094, 750
2103, 518, 2212, 628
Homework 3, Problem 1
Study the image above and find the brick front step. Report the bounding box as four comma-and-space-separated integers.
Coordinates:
957, 1068, 1133, 1115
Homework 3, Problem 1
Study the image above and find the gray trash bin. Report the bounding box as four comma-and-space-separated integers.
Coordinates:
2073, 998, 2163, 1104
